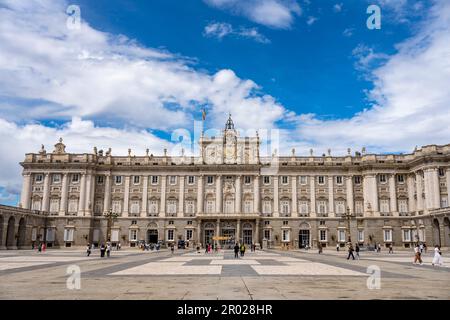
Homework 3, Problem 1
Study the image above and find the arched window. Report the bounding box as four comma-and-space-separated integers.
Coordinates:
280, 199, 290, 215
262, 198, 272, 214
185, 200, 195, 214
148, 199, 159, 214
167, 199, 177, 215
243, 198, 253, 213
224, 195, 234, 213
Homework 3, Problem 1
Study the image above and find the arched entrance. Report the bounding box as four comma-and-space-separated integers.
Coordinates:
242, 223, 253, 245
443, 217, 450, 247
432, 219, 441, 246
6, 216, 16, 249
298, 222, 311, 248
147, 230, 158, 244
204, 222, 215, 246
17, 218, 27, 249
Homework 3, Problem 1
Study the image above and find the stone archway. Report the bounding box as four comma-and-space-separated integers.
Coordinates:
17, 217, 27, 249
6, 216, 16, 249
432, 219, 441, 246
443, 217, 450, 247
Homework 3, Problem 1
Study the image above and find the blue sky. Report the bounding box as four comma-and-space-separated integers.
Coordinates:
0, 0, 449, 206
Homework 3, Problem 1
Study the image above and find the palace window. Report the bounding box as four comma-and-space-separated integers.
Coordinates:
207, 176, 214, 185
167, 200, 177, 215
402, 229, 411, 242
281, 176, 288, 185
358, 230, 364, 242
169, 176, 177, 185
64, 228, 74, 242
354, 176, 362, 185
244, 200, 253, 213
379, 174, 387, 183
133, 176, 140, 185
441, 197, 448, 208
130, 201, 140, 215
320, 230, 327, 242
71, 174, 80, 183
224, 198, 234, 214
167, 229, 174, 241
94, 200, 103, 214
317, 201, 327, 215
151, 176, 159, 184
282, 229, 290, 242
264, 220, 270, 225
114, 175, 122, 185
187, 220, 193, 225
148, 200, 158, 215
438, 168, 445, 177
206, 200, 215, 213
244, 176, 251, 185
280, 200, 290, 215
97, 176, 104, 184
263, 176, 270, 185
52, 174, 61, 184
399, 200, 408, 213
355, 201, 363, 214
336, 176, 343, 185
112, 200, 122, 214
299, 201, 309, 215
338, 230, 346, 242
50, 199, 59, 213
397, 174, 405, 183
168, 220, 174, 225
318, 176, 325, 185
335, 201, 345, 215
35, 174, 43, 183
319, 220, 326, 226
187, 176, 195, 185
383, 229, 392, 242
68, 199, 78, 213
185, 200, 195, 215
186, 229, 193, 241
380, 199, 390, 213
129, 229, 138, 242
283, 220, 289, 226
262, 199, 272, 214
299, 176, 307, 185
264, 229, 271, 240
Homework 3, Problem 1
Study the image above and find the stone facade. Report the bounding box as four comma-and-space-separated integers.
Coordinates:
2, 116, 450, 249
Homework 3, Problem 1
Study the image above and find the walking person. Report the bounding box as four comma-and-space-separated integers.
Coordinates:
86, 243, 91, 257
171, 244, 175, 254
100, 243, 106, 258
205, 243, 209, 254
388, 244, 393, 254
38, 242, 42, 253
413, 244, 423, 265
355, 243, 360, 259
240, 243, 246, 257
336, 243, 340, 252
318, 242, 323, 254
117, 243, 121, 251
234, 243, 240, 259
347, 243, 355, 260
106, 243, 111, 258
432, 245, 443, 266
419, 243, 424, 254
377, 243, 381, 253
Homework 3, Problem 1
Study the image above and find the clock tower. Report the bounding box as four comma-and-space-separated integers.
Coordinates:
224, 114, 237, 164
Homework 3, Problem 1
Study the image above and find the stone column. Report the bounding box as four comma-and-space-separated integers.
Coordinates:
122, 175, 130, 217
59, 173, 68, 216
237, 219, 241, 244
363, 174, 378, 214
216, 219, 220, 246
346, 175, 354, 214
389, 174, 398, 216
255, 219, 260, 244
197, 221, 202, 245
84, 173, 94, 216
235, 175, 241, 213
416, 171, 424, 212
160, 175, 166, 216
273, 176, 279, 217
103, 173, 111, 214
310, 175, 316, 217
328, 176, 334, 217
424, 168, 439, 210
178, 176, 185, 217
292, 176, 298, 216
197, 175, 204, 214
216, 175, 222, 214
407, 174, 416, 213
42, 173, 50, 212
253, 175, 260, 214
78, 173, 86, 216
141, 175, 148, 217
20, 173, 32, 209
447, 168, 450, 206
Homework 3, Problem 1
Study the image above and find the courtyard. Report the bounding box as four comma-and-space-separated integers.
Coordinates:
0, 247, 449, 300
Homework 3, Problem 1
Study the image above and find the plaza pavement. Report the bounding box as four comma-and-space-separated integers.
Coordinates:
0, 247, 448, 300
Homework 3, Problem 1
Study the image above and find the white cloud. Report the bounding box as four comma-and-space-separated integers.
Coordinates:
343, 28, 354, 37
204, 0, 302, 29
333, 3, 343, 13
203, 22, 271, 43
306, 16, 318, 25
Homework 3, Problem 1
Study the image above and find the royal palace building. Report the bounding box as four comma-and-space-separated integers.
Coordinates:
1, 115, 449, 250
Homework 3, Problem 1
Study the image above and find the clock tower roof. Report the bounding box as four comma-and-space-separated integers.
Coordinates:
225, 113, 235, 130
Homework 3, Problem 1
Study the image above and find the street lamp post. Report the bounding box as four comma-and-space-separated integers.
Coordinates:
104, 209, 119, 242
344, 207, 354, 243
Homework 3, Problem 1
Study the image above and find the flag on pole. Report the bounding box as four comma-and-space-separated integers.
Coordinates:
202, 108, 207, 121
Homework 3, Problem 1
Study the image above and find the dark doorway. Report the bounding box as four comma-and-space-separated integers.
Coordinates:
6, 216, 15, 248
299, 230, 310, 248
147, 229, 158, 244
17, 218, 27, 248
433, 219, 441, 246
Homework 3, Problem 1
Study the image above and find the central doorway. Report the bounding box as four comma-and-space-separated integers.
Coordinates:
221, 229, 235, 248
299, 230, 310, 248
147, 229, 158, 244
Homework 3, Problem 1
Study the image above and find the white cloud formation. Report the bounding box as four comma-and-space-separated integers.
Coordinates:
306, 16, 318, 25
343, 28, 355, 37
203, 22, 271, 43
204, 0, 302, 29
333, 3, 343, 12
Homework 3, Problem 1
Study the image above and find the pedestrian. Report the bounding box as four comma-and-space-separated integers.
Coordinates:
347, 243, 355, 260
432, 245, 443, 266
42, 243, 46, 252
413, 244, 422, 265
106, 243, 111, 257
318, 242, 323, 254
38, 242, 42, 253
240, 243, 246, 257
355, 243, 360, 259
234, 243, 239, 259
86, 243, 91, 257
100, 243, 106, 258
171, 244, 175, 254
377, 243, 381, 253
205, 243, 209, 254
118, 243, 121, 251
214, 243, 218, 253
419, 243, 424, 253
423, 243, 427, 253
336, 243, 340, 252
388, 244, 393, 254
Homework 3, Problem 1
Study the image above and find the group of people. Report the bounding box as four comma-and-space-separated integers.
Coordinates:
33, 242, 46, 252
85, 242, 121, 258
414, 243, 443, 266
233, 243, 247, 258
346, 243, 360, 260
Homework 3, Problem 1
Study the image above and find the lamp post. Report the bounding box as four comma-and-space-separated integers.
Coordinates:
344, 206, 354, 243
104, 209, 119, 242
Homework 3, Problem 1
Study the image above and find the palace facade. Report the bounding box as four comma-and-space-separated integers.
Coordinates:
2, 116, 450, 249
